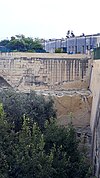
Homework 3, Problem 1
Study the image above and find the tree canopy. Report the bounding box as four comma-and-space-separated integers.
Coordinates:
0, 35, 44, 52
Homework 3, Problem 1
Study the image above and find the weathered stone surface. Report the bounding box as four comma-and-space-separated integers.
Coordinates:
0, 53, 91, 92
37, 89, 92, 158
39, 89, 92, 127
90, 60, 100, 177
0, 53, 92, 130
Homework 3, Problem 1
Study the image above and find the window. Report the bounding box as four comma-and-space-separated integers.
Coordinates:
75, 46, 77, 53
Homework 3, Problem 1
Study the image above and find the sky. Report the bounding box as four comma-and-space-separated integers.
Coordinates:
0, 0, 100, 40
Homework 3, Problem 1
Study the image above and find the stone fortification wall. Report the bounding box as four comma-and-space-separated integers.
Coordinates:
90, 60, 100, 130
0, 53, 92, 130
90, 60, 100, 177
37, 90, 91, 129
0, 52, 89, 59
54, 91, 91, 128
37, 89, 92, 154
92, 95, 100, 177
0, 53, 92, 156
0, 53, 92, 141
0, 53, 90, 92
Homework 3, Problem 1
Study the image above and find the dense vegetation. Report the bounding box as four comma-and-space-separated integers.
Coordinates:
0, 90, 56, 131
0, 35, 44, 52
0, 90, 91, 178
55, 48, 62, 53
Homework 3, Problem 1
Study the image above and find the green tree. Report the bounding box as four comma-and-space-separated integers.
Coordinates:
55, 48, 62, 53
44, 120, 91, 178
0, 103, 13, 178
0, 90, 56, 132
0, 102, 91, 178
13, 117, 54, 178
0, 35, 43, 52
0, 39, 9, 47
33, 38, 43, 50
0, 112, 54, 178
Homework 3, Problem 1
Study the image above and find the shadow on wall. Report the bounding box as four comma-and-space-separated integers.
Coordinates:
0, 76, 12, 88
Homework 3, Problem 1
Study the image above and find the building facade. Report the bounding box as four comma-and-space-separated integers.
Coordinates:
43, 33, 100, 54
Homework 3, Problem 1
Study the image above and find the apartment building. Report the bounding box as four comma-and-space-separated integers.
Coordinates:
43, 33, 100, 54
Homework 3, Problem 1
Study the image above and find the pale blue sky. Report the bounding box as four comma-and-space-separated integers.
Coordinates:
0, 0, 100, 40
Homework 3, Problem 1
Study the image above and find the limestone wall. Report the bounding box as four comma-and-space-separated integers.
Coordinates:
92, 96, 100, 177
38, 90, 92, 153
53, 91, 92, 127
0, 52, 89, 59
0, 53, 92, 131
0, 53, 90, 92
90, 60, 100, 130
90, 60, 100, 177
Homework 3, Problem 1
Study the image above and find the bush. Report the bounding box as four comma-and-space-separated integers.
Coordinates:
0, 104, 91, 178
0, 90, 56, 132
55, 48, 62, 53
